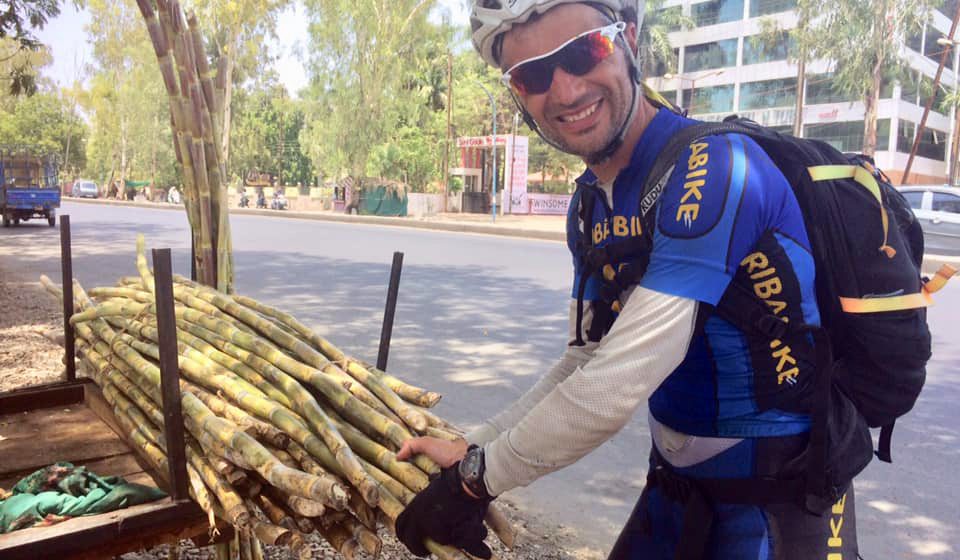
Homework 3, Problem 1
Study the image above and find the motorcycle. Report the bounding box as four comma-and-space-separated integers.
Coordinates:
271, 195, 289, 210
239, 192, 250, 208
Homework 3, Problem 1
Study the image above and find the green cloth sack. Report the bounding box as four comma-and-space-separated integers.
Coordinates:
0, 462, 167, 533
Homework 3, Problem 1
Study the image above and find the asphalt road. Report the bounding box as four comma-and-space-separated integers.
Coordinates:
2, 202, 957, 558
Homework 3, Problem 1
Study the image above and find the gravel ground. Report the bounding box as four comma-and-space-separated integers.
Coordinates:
0, 266, 63, 392
0, 262, 588, 560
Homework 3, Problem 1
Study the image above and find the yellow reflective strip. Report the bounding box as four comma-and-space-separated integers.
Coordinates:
643, 83, 674, 109
807, 165, 856, 182
925, 264, 958, 294
840, 292, 933, 313
838, 165, 893, 256
852, 165, 882, 205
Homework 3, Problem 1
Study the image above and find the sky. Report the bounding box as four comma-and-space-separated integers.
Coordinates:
35, 1, 469, 98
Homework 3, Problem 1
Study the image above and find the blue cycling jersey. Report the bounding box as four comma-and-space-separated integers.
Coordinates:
568, 108, 821, 438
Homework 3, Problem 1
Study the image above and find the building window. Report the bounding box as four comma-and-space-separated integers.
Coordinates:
740, 78, 797, 110
940, 0, 959, 19
906, 31, 923, 54
659, 5, 683, 32
902, 73, 949, 110
658, 90, 678, 106
749, 0, 796, 17
692, 0, 744, 27
649, 48, 679, 77
683, 39, 739, 72
743, 32, 791, 65
897, 121, 947, 161
682, 84, 736, 114
924, 25, 948, 64
805, 74, 857, 105
804, 120, 890, 153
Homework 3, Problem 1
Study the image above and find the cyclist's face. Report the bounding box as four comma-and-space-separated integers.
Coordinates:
500, 4, 637, 160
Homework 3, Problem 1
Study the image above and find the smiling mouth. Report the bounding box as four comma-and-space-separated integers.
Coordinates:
557, 99, 601, 123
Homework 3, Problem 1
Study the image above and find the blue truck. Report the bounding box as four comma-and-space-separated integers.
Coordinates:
0, 148, 60, 227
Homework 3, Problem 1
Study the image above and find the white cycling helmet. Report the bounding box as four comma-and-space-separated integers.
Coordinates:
470, 0, 645, 68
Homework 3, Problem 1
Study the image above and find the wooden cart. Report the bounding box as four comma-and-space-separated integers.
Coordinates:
0, 216, 231, 560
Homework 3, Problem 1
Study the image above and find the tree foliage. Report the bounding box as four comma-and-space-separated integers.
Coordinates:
0, 87, 86, 171
231, 75, 313, 187
810, 0, 935, 155
299, 0, 451, 189
0, 0, 60, 95
83, 0, 177, 189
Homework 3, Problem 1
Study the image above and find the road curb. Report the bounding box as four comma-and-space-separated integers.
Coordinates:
66, 197, 567, 242
64, 198, 960, 270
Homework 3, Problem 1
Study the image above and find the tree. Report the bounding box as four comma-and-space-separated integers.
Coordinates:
85, 0, 175, 188
0, 0, 59, 95
639, 0, 691, 78
231, 77, 313, 187
0, 88, 86, 169
299, 0, 451, 189
191, 0, 290, 175
811, 0, 935, 155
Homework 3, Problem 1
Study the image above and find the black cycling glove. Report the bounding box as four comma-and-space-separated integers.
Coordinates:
395, 464, 493, 558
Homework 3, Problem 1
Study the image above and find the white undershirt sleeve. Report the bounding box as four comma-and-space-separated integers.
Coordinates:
481, 287, 699, 496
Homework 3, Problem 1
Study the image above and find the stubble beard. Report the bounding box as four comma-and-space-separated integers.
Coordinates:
540, 85, 626, 162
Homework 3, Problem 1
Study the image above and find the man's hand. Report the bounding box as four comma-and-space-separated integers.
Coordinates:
395, 465, 493, 559
397, 436, 468, 468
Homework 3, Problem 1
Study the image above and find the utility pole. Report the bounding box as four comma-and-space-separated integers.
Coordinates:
442, 51, 453, 213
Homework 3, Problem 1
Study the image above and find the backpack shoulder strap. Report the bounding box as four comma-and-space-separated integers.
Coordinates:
640, 120, 757, 217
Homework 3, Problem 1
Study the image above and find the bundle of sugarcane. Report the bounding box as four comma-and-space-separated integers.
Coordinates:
135, 0, 232, 291
39, 235, 515, 560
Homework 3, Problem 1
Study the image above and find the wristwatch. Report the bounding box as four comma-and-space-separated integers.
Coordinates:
458, 444, 491, 500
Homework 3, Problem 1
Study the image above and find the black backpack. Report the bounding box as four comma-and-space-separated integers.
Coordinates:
635, 117, 954, 511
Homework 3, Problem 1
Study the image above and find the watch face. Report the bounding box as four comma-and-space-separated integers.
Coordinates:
461, 449, 481, 480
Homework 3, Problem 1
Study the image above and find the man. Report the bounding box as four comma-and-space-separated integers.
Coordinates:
395, 2, 859, 558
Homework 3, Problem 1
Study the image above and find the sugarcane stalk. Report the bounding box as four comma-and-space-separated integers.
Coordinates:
249, 518, 292, 547
182, 382, 291, 449
317, 522, 359, 560
230, 293, 442, 408
179, 282, 413, 427
81, 306, 336, 504
250, 494, 296, 532
77, 343, 217, 526
324, 408, 430, 492
283, 441, 350, 511
341, 514, 382, 557
346, 489, 378, 531
79, 337, 253, 529
172, 311, 381, 504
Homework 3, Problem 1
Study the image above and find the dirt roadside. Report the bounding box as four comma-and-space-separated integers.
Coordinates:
0, 261, 589, 560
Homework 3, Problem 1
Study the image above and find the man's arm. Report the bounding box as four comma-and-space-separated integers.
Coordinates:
465, 301, 600, 446
481, 286, 698, 496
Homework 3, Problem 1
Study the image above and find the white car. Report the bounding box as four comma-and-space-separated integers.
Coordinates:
897, 185, 960, 256
71, 180, 99, 198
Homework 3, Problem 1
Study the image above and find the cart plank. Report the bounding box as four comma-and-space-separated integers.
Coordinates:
0, 405, 130, 476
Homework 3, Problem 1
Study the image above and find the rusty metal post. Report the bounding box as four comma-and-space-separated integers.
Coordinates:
153, 248, 190, 501
376, 252, 404, 371
60, 215, 76, 382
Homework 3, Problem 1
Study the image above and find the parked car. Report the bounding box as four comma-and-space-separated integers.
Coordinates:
71, 180, 99, 198
897, 185, 960, 256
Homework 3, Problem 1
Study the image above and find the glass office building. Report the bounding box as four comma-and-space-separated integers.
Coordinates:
650, 0, 958, 183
